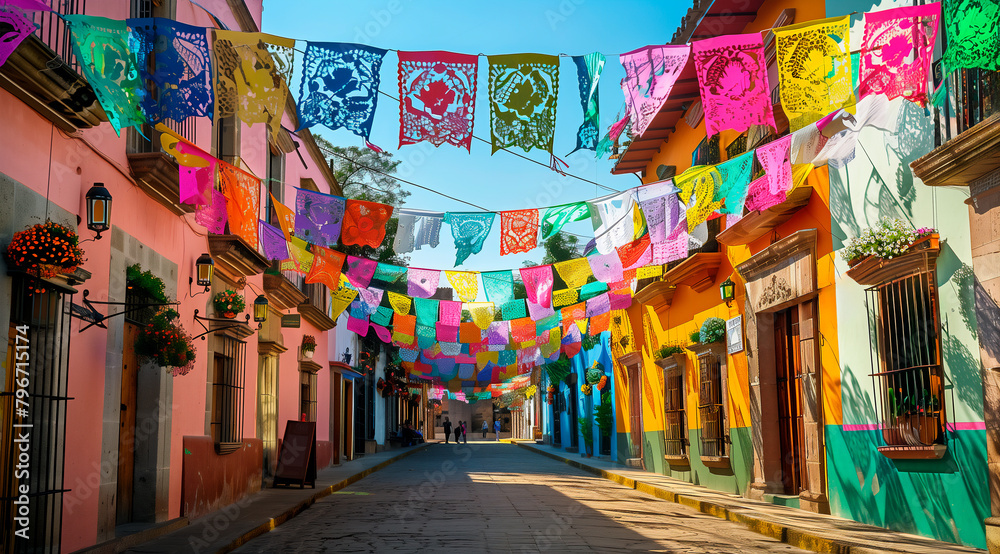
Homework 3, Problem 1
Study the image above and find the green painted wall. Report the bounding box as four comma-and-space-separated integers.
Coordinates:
825, 425, 988, 549
628, 428, 752, 496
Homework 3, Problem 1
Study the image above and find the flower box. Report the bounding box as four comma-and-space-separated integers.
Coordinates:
845, 233, 940, 286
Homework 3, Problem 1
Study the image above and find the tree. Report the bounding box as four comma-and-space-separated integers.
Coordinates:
313, 136, 410, 269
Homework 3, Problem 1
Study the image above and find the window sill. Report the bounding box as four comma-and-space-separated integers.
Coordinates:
664, 454, 689, 467
844, 234, 940, 286
700, 455, 730, 469
878, 444, 947, 460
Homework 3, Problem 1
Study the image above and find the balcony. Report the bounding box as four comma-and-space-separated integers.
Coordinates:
207, 235, 270, 285
0, 3, 105, 132
263, 264, 308, 311
911, 68, 1000, 189
298, 281, 335, 331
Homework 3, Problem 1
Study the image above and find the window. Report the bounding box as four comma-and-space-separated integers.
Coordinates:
663, 365, 686, 457
257, 355, 278, 476
211, 335, 246, 452
265, 138, 285, 226
698, 352, 726, 458
300, 369, 317, 423
726, 134, 748, 160
868, 271, 945, 451
214, 114, 241, 165
692, 135, 721, 166
1, 275, 73, 552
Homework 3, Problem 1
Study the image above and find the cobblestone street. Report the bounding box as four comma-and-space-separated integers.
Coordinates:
235, 443, 810, 553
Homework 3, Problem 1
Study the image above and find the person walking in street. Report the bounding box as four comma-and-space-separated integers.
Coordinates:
482, 420, 488, 439
494, 419, 502, 441
462, 421, 468, 444
443, 417, 452, 444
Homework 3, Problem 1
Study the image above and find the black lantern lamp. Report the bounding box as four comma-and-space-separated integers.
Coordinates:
720, 276, 736, 307
85, 183, 112, 239
253, 295, 269, 323
196, 253, 214, 286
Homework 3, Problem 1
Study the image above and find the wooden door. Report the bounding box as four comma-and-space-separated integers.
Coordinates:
774, 308, 805, 495
628, 363, 643, 460
117, 322, 140, 524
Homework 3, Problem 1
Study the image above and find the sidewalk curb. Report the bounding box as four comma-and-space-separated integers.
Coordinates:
513, 442, 967, 554
220, 442, 433, 553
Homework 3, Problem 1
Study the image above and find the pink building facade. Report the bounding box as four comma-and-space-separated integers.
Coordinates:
0, 1, 357, 551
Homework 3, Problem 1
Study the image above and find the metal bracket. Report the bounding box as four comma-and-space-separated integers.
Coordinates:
70, 289, 177, 332
191, 309, 260, 341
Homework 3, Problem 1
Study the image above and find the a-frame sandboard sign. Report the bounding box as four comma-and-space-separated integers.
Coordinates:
273, 420, 317, 488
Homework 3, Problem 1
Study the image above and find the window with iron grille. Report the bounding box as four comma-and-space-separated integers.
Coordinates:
726, 134, 748, 160
867, 271, 945, 450
663, 365, 686, 457
698, 353, 726, 457
300, 369, 317, 422
211, 335, 246, 452
1, 275, 73, 553
692, 135, 721, 166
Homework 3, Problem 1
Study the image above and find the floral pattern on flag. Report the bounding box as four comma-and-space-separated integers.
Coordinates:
212, 30, 293, 134
500, 209, 539, 255
297, 42, 387, 139
129, 18, 213, 123
619, 44, 690, 137
858, 4, 940, 105
487, 54, 559, 154
692, 33, 774, 137
398, 51, 478, 150
341, 199, 393, 248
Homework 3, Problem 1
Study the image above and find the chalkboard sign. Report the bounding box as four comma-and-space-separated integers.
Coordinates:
273, 420, 316, 488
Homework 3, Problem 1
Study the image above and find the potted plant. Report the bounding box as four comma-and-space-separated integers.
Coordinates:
546, 384, 556, 405
213, 290, 245, 319
594, 401, 613, 441
841, 219, 939, 267
301, 335, 317, 358
654, 344, 686, 369
580, 383, 593, 396
126, 264, 169, 303
134, 309, 196, 376
885, 387, 941, 446
596, 375, 609, 391
585, 362, 604, 386
578, 413, 595, 457
698, 317, 726, 344
4, 221, 85, 292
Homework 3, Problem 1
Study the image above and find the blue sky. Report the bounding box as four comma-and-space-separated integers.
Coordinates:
261, 0, 690, 273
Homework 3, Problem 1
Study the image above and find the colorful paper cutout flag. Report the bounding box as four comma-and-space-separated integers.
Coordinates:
941, 0, 1000, 74
554, 258, 593, 289
586, 292, 611, 317
774, 16, 855, 132
128, 18, 213, 123
259, 220, 290, 261
757, 135, 794, 195
636, 180, 680, 244
500, 209, 539, 256
436, 322, 459, 342
714, 151, 755, 215
617, 235, 651, 269
295, 188, 345, 248
388, 291, 412, 315
212, 30, 293, 134
374, 263, 407, 284
541, 202, 590, 240
270, 193, 296, 240
520, 265, 554, 309
569, 52, 605, 155
344, 255, 377, 289
619, 44, 691, 137
637, 265, 664, 280
743, 175, 785, 212
342, 199, 393, 248
407, 268, 440, 299
347, 314, 369, 335
692, 33, 775, 137
675, 166, 723, 232
297, 42, 387, 140
439, 300, 462, 327
174, 142, 216, 206
371, 323, 392, 343
552, 288, 580, 309
331, 286, 359, 321
589, 312, 611, 335
0, 6, 36, 68
414, 297, 439, 330
483, 270, 515, 305
653, 226, 689, 264
445, 212, 495, 266
282, 237, 314, 274
399, 209, 444, 250
487, 54, 559, 154
858, 4, 940, 105
305, 245, 346, 290
500, 299, 527, 320
64, 15, 146, 135
460, 322, 483, 344
580, 281, 608, 301
467, 302, 495, 330
393, 212, 417, 254
356, 287, 384, 317
371, 305, 393, 327
446, 271, 479, 302
394, 313, 417, 337
588, 189, 645, 255
398, 51, 479, 150
218, 161, 260, 248
588, 252, 625, 283
510, 318, 536, 343
195, 188, 227, 234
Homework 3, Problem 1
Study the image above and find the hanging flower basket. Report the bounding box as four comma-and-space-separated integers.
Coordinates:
842, 219, 938, 267
301, 335, 317, 358
134, 309, 196, 376
4, 221, 85, 292
596, 375, 609, 391
213, 290, 245, 319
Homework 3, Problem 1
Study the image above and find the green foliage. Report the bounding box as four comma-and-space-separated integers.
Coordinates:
594, 401, 613, 437
212, 290, 245, 315
580, 333, 601, 351
689, 329, 702, 344
841, 218, 930, 263
126, 264, 168, 304
134, 309, 195, 373
578, 414, 594, 445
656, 344, 685, 359
887, 387, 941, 418
585, 363, 604, 385
699, 317, 726, 344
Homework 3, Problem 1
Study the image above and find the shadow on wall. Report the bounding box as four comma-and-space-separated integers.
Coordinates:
886, 101, 935, 217
975, 275, 1000, 365
833, 364, 988, 548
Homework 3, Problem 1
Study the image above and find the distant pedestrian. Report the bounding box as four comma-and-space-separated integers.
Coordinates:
443, 417, 452, 444
482, 420, 488, 439
462, 421, 468, 444
494, 419, 501, 441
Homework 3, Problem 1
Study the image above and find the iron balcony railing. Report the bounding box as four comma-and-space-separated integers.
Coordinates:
663, 367, 686, 457
30, 0, 86, 72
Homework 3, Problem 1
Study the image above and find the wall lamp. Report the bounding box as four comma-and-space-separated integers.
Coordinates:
720, 276, 736, 308
188, 253, 214, 296
83, 183, 112, 241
